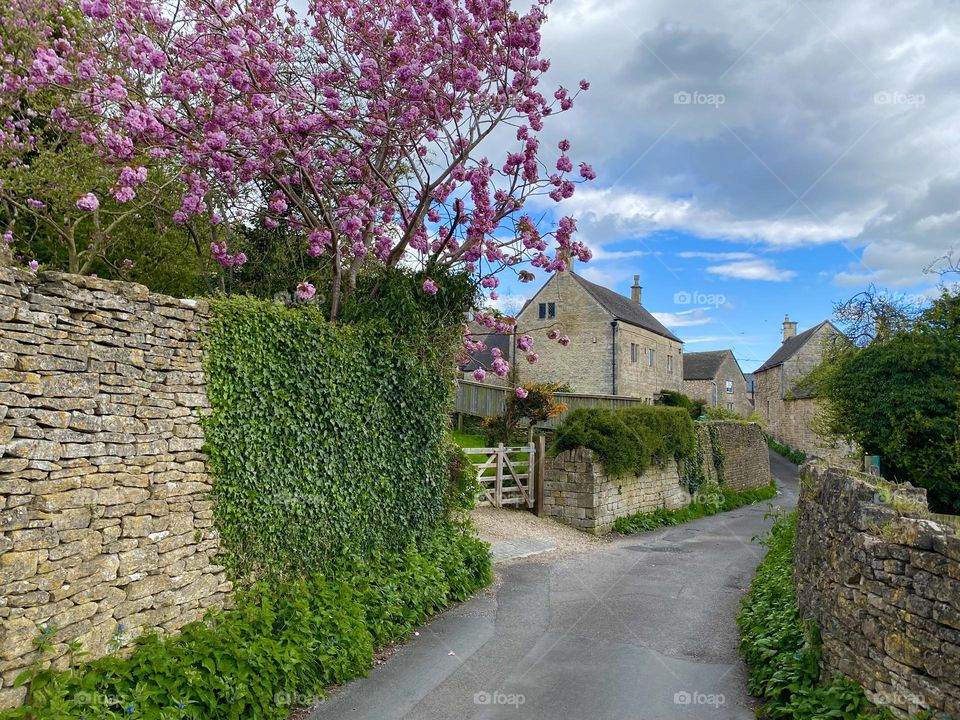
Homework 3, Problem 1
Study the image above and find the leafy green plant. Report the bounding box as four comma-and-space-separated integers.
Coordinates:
707, 424, 725, 485
655, 390, 705, 419
0, 525, 492, 720
767, 436, 807, 464
613, 481, 777, 533
737, 511, 898, 719
809, 290, 960, 513
444, 440, 482, 517
202, 297, 454, 580
550, 406, 696, 477
680, 441, 706, 494
482, 382, 567, 445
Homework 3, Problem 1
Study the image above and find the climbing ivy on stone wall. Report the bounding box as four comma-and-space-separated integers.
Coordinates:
707, 424, 726, 485
201, 297, 452, 580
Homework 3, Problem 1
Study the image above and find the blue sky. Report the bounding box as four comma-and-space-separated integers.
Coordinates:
486, 0, 959, 372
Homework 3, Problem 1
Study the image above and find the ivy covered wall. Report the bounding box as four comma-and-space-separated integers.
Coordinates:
202, 297, 453, 579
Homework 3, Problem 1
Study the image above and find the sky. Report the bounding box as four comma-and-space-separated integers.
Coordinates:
488, 0, 960, 372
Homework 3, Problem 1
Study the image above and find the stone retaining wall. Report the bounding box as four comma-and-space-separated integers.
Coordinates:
542, 421, 771, 534
795, 464, 960, 718
697, 421, 769, 491
0, 267, 231, 709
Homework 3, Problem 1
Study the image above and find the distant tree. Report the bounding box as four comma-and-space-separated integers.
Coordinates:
832, 284, 922, 348
812, 291, 960, 513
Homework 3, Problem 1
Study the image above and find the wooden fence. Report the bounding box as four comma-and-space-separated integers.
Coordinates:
464, 437, 545, 510
931, 512, 960, 531
455, 379, 650, 428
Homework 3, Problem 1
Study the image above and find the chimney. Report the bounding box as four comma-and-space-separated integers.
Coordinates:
782, 314, 798, 342
631, 275, 642, 305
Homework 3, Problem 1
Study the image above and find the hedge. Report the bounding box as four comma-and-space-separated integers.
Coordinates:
202, 297, 453, 579
550, 406, 697, 477
1, 524, 492, 720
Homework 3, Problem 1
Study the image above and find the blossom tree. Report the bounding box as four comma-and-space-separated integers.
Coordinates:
3, 0, 596, 373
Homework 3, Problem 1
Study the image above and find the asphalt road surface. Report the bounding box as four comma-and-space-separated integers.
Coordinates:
308, 450, 800, 720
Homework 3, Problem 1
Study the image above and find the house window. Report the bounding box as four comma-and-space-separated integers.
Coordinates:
538, 303, 546, 319
648, 348, 655, 367
726, 402, 734, 410
538, 302, 555, 319
630, 343, 639, 363
667, 355, 673, 372
725, 380, 734, 394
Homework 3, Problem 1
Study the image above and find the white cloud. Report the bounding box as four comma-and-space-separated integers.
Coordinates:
489, 293, 529, 315
557, 187, 864, 248
534, 0, 960, 284
677, 251, 755, 260
707, 258, 797, 281
652, 307, 714, 326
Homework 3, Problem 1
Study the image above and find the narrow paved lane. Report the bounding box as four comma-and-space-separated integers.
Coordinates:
309, 452, 799, 720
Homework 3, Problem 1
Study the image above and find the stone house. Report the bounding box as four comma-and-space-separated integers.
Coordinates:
682, 349, 753, 415
515, 270, 683, 401
753, 316, 854, 463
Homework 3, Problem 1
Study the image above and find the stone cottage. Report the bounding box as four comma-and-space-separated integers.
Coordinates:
515, 270, 683, 401
682, 349, 753, 415
753, 315, 854, 463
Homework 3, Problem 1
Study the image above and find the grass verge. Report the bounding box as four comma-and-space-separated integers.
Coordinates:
766, 436, 807, 464
2, 523, 492, 720
613, 481, 778, 534
737, 510, 906, 719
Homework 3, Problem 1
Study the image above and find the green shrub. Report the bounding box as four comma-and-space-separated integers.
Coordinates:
550, 406, 696, 477
656, 390, 705, 419
613, 482, 777, 533
2, 525, 492, 720
202, 297, 453, 580
737, 511, 894, 719
444, 440, 482, 516
767, 436, 807, 464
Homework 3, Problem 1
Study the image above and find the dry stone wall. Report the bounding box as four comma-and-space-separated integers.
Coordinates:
795, 464, 960, 718
543, 421, 771, 534
542, 448, 689, 534
697, 422, 770, 491
0, 267, 230, 709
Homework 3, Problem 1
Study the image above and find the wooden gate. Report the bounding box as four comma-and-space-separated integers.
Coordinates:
463, 438, 544, 510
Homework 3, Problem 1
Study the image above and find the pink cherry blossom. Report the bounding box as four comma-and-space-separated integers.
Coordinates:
515, 386, 529, 399
422, 279, 439, 295
295, 282, 316, 300
558, 335, 571, 346
3, 0, 595, 327
473, 368, 486, 382
75, 193, 99, 212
